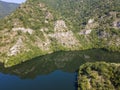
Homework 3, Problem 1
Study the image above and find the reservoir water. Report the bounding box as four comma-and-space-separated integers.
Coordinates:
0, 49, 120, 90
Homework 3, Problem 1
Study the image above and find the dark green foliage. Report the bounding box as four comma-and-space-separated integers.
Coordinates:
0, 0, 120, 67
78, 62, 120, 90
37, 0, 120, 30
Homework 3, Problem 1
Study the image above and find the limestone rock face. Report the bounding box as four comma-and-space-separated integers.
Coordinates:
54, 20, 68, 32
12, 27, 33, 34
8, 38, 23, 56
113, 21, 120, 28
45, 11, 53, 20
88, 19, 94, 24
79, 29, 92, 35
0, 0, 120, 67
49, 31, 80, 48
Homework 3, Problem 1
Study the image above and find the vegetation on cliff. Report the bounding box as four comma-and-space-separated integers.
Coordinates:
78, 62, 120, 90
0, 0, 120, 67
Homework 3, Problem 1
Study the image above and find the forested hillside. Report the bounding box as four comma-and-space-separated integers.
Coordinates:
78, 62, 120, 90
0, 0, 120, 67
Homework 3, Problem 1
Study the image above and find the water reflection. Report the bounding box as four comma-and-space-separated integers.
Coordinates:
0, 49, 120, 79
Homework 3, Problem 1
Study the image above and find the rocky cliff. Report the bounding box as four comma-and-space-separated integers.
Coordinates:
0, 0, 120, 67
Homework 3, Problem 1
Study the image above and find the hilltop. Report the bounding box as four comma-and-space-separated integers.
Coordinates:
0, 1, 19, 18
0, 0, 120, 67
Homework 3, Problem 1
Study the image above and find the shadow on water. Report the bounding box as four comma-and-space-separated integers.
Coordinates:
0, 49, 120, 89
0, 49, 120, 77
74, 70, 79, 90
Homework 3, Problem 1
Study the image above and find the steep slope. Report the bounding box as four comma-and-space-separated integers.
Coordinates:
0, 1, 19, 18
0, 0, 120, 67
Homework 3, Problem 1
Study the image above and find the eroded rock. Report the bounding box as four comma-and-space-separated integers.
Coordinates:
45, 11, 53, 20
88, 19, 94, 24
113, 21, 120, 28
12, 27, 33, 34
54, 20, 68, 32
79, 29, 92, 35
49, 31, 80, 48
8, 38, 23, 56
